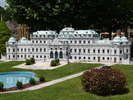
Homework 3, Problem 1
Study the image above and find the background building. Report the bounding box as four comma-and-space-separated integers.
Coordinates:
6, 27, 131, 64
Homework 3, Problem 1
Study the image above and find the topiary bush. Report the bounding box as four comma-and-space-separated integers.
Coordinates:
29, 78, 36, 84
0, 82, 4, 90
26, 59, 31, 65
81, 68, 127, 96
39, 76, 46, 82
30, 57, 35, 64
16, 81, 23, 89
55, 58, 60, 64
51, 60, 56, 66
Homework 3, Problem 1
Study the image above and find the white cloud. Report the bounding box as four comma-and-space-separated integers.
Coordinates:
0, 0, 8, 8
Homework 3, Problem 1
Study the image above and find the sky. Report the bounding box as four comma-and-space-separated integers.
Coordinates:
0, 0, 8, 8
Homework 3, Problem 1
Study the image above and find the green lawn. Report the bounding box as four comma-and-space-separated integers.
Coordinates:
0, 61, 101, 80
0, 64, 133, 100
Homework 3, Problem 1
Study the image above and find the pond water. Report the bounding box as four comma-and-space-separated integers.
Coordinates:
0, 72, 38, 88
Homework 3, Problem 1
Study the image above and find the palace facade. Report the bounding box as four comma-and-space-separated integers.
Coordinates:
6, 27, 131, 64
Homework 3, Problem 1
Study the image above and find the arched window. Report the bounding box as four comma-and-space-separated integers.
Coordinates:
55, 51, 58, 58
50, 51, 53, 58
59, 51, 63, 58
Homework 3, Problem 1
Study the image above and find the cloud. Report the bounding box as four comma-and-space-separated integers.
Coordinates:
0, 0, 8, 8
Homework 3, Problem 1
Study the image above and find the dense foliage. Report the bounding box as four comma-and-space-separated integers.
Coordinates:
39, 76, 46, 82
30, 57, 35, 63
26, 59, 30, 65
6, 0, 133, 32
51, 60, 56, 66
29, 78, 36, 84
81, 68, 127, 96
0, 22, 11, 55
0, 82, 4, 90
16, 81, 23, 89
55, 58, 60, 64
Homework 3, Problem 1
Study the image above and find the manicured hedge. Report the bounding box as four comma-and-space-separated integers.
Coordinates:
81, 68, 127, 96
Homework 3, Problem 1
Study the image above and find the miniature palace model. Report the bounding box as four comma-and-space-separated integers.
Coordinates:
6, 27, 131, 64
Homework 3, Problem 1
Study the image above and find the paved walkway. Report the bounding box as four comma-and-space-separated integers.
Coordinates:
13, 60, 68, 70
0, 71, 84, 94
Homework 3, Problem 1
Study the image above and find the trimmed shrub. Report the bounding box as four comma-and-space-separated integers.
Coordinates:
81, 68, 126, 96
29, 78, 36, 84
0, 82, 4, 90
26, 59, 31, 65
51, 60, 56, 66
30, 57, 35, 63
16, 81, 23, 89
55, 58, 60, 64
39, 76, 46, 82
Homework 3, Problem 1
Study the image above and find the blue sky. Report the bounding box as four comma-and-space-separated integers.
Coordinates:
0, 0, 8, 8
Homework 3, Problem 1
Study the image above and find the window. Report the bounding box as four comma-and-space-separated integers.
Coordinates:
98, 49, 100, 53
8, 48, 10, 52
32, 48, 34, 52
44, 41, 46, 43
107, 49, 109, 53
13, 55, 15, 58
75, 57, 77, 59
70, 41, 72, 43
36, 41, 38, 43
74, 49, 77, 53
44, 48, 46, 52
114, 50, 117, 54
28, 48, 30, 52
25, 48, 26, 52
32, 41, 34, 43
103, 49, 105, 53
13, 49, 15, 52
120, 50, 122, 54
107, 57, 109, 60
79, 41, 81, 44
40, 56, 42, 58
84, 41, 86, 44
60, 48, 62, 50
36, 55, 38, 58
103, 57, 105, 60
93, 49, 95, 53
120, 58, 122, 61
79, 57, 81, 59
83, 49, 86, 53
36, 48, 38, 52
40, 48, 42, 52
21, 55, 23, 58
17, 55, 19, 58
79, 49, 81, 53
88, 57, 90, 59
21, 48, 23, 52
84, 57, 86, 59
17, 48, 19, 52
70, 49, 72, 52
55, 48, 57, 50
88, 49, 90, 53
40, 41, 42, 43
127, 49, 128, 53
75, 41, 77, 43
88, 41, 90, 44
93, 57, 95, 60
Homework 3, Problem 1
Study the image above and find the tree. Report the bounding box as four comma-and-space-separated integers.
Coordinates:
5, 0, 133, 32
0, 6, 11, 22
0, 22, 11, 55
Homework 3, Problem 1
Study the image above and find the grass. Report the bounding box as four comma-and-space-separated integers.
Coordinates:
0, 61, 102, 81
0, 64, 133, 100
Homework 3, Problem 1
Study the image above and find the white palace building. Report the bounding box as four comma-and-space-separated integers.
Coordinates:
6, 27, 131, 64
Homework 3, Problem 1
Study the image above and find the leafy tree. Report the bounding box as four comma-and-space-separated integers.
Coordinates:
0, 22, 11, 55
5, 0, 133, 32
0, 6, 11, 22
